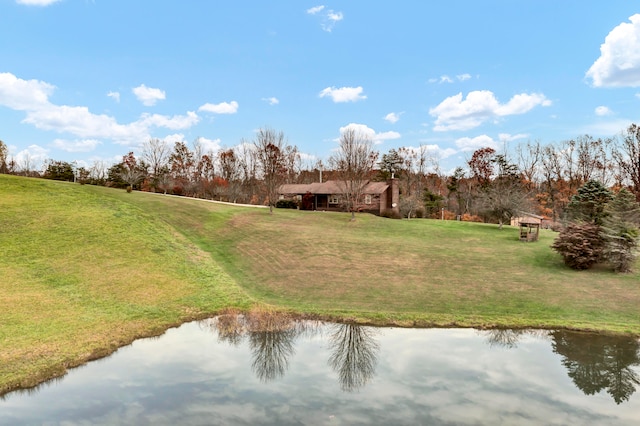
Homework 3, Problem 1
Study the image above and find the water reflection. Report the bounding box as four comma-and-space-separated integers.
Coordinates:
205, 312, 380, 390
327, 324, 380, 392
480, 328, 640, 404
551, 331, 640, 405
3, 318, 640, 425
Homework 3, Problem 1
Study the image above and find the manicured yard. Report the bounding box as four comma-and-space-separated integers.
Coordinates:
1, 174, 639, 395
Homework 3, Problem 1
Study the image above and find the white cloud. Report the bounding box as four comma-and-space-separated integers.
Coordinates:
198, 101, 239, 114
107, 91, 120, 103
162, 134, 185, 146
586, 14, 640, 87
0, 73, 202, 147
262, 97, 279, 105
14, 144, 49, 170
16, 0, 61, 5
403, 144, 458, 163
327, 11, 343, 22
457, 74, 472, 81
139, 112, 200, 129
595, 105, 612, 116
132, 84, 166, 106
52, 138, 102, 153
319, 86, 366, 103
0, 72, 54, 110
429, 90, 551, 131
383, 112, 403, 124
306, 5, 325, 15
455, 135, 499, 152
338, 123, 400, 145
195, 136, 222, 153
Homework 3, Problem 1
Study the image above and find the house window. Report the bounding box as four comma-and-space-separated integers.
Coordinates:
329, 194, 340, 204
364, 194, 372, 205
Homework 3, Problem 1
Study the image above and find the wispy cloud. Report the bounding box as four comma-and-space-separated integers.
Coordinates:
319, 86, 366, 103
307, 5, 343, 32
429, 74, 472, 84
262, 97, 279, 105
595, 105, 612, 116
16, 0, 61, 6
132, 84, 166, 106
198, 101, 239, 114
306, 5, 325, 15
107, 91, 120, 103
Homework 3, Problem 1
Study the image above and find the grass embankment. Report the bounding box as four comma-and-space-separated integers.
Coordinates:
2, 175, 640, 394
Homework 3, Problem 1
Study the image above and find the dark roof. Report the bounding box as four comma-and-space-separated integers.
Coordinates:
279, 180, 389, 195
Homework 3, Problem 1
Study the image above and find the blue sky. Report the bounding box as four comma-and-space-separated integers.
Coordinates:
1, 1, 640, 173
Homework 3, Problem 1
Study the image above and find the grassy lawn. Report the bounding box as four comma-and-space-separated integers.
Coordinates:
2, 174, 640, 394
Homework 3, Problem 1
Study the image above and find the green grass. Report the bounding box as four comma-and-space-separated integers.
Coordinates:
1, 174, 640, 394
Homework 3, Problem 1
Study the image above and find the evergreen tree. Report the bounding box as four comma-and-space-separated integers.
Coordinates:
566, 180, 613, 225
601, 189, 640, 272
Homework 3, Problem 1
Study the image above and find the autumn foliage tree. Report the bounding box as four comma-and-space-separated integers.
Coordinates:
119, 152, 147, 191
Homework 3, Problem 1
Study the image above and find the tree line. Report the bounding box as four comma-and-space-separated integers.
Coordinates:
2, 124, 640, 224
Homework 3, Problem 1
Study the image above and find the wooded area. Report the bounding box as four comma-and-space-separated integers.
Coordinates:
2, 124, 640, 226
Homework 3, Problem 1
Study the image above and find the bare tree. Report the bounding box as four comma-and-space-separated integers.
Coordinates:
254, 127, 290, 214
90, 160, 109, 184
516, 140, 542, 189
329, 128, 378, 221
141, 138, 170, 191
236, 140, 259, 203
614, 123, 640, 201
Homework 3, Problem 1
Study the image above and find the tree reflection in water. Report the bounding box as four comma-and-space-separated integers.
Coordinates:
483, 329, 528, 349
481, 328, 640, 404
327, 323, 380, 392
207, 315, 640, 402
551, 331, 640, 405
205, 311, 315, 383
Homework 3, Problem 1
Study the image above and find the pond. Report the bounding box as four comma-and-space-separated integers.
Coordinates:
2, 313, 640, 425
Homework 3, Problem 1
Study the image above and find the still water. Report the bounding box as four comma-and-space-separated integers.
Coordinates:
2, 314, 640, 425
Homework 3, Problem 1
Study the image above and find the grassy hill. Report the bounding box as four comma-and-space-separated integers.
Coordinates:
1, 174, 640, 394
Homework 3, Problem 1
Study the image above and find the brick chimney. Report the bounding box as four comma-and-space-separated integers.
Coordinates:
387, 178, 400, 216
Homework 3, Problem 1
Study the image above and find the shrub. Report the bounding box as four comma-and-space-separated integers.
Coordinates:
461, 213, 484, 223
551, 223, 605, 270
276, 199, 298, 209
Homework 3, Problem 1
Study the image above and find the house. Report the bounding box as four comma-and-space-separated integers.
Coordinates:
278, 179, 400, 216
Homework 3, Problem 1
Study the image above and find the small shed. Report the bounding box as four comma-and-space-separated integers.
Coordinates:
510, 212, 543, 227
519, 221, 540, 242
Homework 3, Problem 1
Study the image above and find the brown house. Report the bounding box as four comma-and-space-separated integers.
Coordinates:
278, 179, 400, 216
